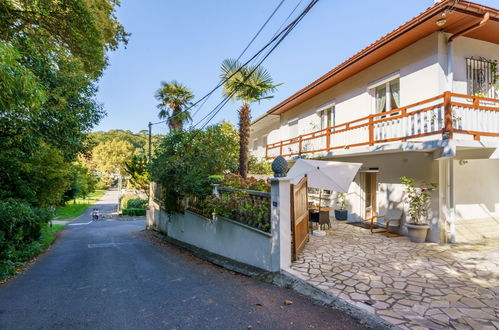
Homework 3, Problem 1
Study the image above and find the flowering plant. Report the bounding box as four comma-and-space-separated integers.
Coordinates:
400, 176, 437, 225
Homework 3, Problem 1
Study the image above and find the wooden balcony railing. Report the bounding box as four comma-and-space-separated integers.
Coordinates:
266, 92, 499, 159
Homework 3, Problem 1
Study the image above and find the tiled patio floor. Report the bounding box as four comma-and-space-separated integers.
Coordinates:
288, 220, 499, 329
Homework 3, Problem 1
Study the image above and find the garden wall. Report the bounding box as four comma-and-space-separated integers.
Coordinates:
147, 199, 281, 272
147, 178, 293, 273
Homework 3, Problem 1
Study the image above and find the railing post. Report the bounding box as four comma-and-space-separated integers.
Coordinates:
279, 143, 283, 156
443, 91, 453, 139
368, 115, 374, 146
298, 136, 302, 154
265, 144, 269, 159
326, 128, 331, 151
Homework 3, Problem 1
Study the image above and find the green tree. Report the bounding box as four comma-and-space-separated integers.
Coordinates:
92, 138, 135, 176
220, 59, 280, 178
151, 122, 239, 213
123, 155, 151, 196
155, 81, 195, 131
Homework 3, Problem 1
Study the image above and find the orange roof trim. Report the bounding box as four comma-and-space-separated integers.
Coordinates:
267, 0, 499, 116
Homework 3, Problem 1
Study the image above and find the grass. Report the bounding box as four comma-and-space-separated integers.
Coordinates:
0, 223, 65, 280
53, 189, 106, 221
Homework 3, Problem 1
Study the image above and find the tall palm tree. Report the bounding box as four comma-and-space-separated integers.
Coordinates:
220, 59, 280, 178
155, 81, 194, 131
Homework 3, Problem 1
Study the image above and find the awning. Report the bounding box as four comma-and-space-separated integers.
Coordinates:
287, 159, 362, 192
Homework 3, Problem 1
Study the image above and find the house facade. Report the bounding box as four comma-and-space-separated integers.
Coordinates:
250, 0, 499, 243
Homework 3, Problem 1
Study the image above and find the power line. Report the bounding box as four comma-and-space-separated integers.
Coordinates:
193, 0, 319, 132
152, 0, 286, 127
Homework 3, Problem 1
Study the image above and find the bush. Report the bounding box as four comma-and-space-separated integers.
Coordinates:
0, 199, 52, 263
121, 208, 146, 216
248, 156, 273, 175
220, 174, 270, 192
127, 199, 148, 209
119, 193, 136, 210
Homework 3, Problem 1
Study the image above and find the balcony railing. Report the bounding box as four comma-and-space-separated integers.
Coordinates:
266, 92, 499, 159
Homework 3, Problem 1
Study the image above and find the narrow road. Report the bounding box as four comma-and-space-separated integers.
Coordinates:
0, 190, 367, 329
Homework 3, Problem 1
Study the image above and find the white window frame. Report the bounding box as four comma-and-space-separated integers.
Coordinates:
288, 118, 299, 139
368, 72, 400, 115
316, 100, 335, 130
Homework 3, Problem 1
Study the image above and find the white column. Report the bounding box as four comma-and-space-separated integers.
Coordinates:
270, 177, 292, 271
438, 158, 456, 243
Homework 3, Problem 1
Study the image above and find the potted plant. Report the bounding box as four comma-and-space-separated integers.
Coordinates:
334, 193, 348, 221
401, 176, 437, 243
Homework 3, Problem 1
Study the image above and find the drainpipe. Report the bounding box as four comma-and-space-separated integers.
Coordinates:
446, 12, 490, 91
448, 159, 456, 244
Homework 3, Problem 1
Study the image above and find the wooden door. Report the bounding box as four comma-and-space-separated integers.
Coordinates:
291, 176, 309, 260
364, 172, 377, 219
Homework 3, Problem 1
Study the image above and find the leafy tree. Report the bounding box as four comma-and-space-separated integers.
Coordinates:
155, 81, 195, 131
91, 138, 135, 176
151, 122, 239, 213
63, 162, 97, 203
123, 155, 151, 196
220, 59, 280, 178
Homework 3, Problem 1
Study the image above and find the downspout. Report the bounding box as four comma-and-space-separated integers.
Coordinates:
443, 12, 490, 243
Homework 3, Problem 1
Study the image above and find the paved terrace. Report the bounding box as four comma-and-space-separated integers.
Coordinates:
288, 221, 499, 329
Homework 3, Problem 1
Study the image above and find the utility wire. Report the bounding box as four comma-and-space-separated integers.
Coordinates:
152, 0, 286, 127
193, 0, 319, 132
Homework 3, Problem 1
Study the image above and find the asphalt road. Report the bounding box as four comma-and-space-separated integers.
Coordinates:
0, 190, 367, 330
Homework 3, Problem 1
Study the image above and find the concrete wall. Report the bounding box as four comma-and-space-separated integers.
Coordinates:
324, 152, 441, 242
454, 159, 499, 242
147, 200, 278, 271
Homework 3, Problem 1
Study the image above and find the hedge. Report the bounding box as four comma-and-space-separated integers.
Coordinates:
121, 208, 146, 216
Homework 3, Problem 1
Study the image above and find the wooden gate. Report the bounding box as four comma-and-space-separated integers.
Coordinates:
291, 176, 309, 260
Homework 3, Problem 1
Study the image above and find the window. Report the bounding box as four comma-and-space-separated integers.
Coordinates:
252, 138, 258, 150
466, 57, 497, 98
319, 107, 334, 130
288, 119, 299, 138
262, 135, 268, 148
371, 77, 400, 114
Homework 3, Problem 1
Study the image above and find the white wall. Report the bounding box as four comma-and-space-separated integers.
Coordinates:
327, 152, 441, 242
451, 36, 499, 95
147, 201, 277, 271
250, 120, 280, 159
276, 33, 442, 142
454, 159, 499, 242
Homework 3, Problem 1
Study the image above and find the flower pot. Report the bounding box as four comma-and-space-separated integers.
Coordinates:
334, 209, 348, 221
405, 223, 430, 243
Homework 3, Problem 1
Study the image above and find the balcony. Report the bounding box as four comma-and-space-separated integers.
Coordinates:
266, 92, 499, 159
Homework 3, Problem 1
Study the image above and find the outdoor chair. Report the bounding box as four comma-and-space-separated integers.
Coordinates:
367, 213, 403, 237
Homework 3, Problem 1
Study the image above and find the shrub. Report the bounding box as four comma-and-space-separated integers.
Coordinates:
122, 208, 146, 216
220, 174, 270, 192
127, 199, 148, 209
248, 156, 273, 175
0, 199, 51, 261
119, 193, 136, 210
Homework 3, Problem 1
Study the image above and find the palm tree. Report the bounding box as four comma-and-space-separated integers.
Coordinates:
155, 81, 194, 131
220, 59, 280, 178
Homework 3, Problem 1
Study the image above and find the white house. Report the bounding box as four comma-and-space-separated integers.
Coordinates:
250, 0, 499, 244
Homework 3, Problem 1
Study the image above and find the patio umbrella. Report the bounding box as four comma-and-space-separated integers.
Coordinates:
288, 159, 362, 210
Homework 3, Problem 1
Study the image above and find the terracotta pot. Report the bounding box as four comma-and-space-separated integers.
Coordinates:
405, 223, 430, 243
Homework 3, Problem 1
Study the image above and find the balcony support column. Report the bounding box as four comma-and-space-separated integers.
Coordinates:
443, 91, 453, 139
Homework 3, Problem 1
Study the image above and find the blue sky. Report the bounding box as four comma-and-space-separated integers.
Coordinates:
95, 0, 499, 135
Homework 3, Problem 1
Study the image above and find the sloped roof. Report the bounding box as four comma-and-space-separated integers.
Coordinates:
266, 0, 499, 116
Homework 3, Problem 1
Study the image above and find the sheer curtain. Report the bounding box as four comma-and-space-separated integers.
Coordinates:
391, 80, 400, 108
375, 86, 386, 113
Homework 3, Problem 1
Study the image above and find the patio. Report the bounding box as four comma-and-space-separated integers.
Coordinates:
288, 220, 499, 329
